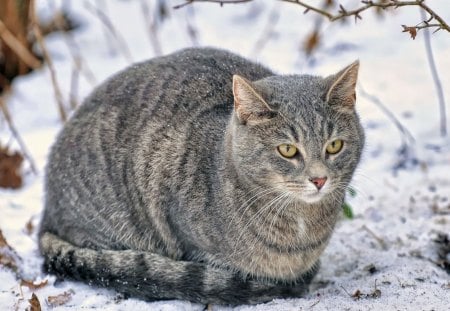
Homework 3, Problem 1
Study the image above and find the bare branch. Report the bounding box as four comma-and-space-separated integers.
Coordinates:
174, 0, 253, 10
176, 0, 450, 35
283, 0, 450, 34
419, 1, 450, 32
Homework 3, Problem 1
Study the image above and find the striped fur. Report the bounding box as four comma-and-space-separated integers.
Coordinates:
39, 48, 364, 305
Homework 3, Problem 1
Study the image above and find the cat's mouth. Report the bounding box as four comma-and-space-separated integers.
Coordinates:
282, 181, 330, 203
301, 190, 327, 203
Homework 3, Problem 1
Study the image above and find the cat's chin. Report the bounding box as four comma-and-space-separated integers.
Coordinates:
300, 194, 325, 204
292, 191, 328, 204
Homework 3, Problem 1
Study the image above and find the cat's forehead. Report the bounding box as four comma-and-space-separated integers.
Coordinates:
255, 75, 327, 112
253, 75, 353, 141
255, 75, 329, 125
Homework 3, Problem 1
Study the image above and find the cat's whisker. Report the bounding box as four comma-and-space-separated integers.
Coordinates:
255, 193, 298, 251
232, 191, 289, 257
232, 193, 282, 248
225, 186, 267, 226
227, 187, 280, 235
266, 193, 293, 243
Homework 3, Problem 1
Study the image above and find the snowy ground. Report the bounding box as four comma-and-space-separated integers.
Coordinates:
1, 0, 449, 310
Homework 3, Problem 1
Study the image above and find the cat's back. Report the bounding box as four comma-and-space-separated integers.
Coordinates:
64, 47, 274, 148
81, 47, 272, 113
42, 48, 273, 248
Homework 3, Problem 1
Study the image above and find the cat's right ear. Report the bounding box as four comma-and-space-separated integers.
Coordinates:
232, 75, 275, 125
324, 60, 359, 113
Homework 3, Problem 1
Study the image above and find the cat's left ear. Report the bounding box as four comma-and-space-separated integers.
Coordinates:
324, 60, 359, 112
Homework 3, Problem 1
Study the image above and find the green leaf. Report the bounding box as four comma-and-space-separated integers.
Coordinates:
347, 186, 357, 198
342, 202, 354, 219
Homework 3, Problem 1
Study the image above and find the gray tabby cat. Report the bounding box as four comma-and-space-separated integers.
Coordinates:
39, 47, 364, 305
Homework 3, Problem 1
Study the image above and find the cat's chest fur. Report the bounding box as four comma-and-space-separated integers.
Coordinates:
217, 197, 340, 280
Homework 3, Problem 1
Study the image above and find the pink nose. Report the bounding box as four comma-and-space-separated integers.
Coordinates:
309, 177, 327, 190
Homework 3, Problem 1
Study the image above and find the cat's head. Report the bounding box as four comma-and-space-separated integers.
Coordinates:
229, 61, 364, 204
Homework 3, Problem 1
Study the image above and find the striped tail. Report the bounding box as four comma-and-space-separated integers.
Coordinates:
39, 232, 317, 305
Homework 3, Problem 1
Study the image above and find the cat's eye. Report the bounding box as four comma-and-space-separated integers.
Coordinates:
277, 144, 298, 158
326, 139, 344, 155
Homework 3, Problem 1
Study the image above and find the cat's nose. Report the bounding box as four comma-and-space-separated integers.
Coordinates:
309, 177, 327, 190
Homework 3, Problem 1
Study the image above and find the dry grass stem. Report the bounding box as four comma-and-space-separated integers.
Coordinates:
66, 38, 97, 86
250, 5, 280, 56
0, 96, 37, 174
420, 10, 447, 137
85, 1, 134, 63
185, 6, 200, 46
362, 225, 388, 250
30, 0, 67, 122
49, 8, 97, 86
358, 84, 415, 146
140, 0, 163, 56
0, 19, 41, 69
69, 66, 80, 109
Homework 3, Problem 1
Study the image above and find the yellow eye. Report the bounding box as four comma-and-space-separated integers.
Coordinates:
326, 139, 344, 154
277, 144, 298, 158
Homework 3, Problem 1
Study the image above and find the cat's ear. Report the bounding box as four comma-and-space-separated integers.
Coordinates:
232, 75, 275, 125
324, 60, 359, 112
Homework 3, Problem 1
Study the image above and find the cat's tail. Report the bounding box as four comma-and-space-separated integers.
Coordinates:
39, 232, 317, 305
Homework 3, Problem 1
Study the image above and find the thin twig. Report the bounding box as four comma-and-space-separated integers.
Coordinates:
64, 33, 98, 86
0, 19, 41, 70
176, 0, 450, 34
85, 1, 134, 63
140, 0, 163, 56
340, 285, 353, 297
30, 0, 67, 122
309, 298, 321, 308
46, 6, 97, 106
185, 5, 200, 46
361, 225, 388, 250
174, 0, 252, 10
42, 1, 97, 86
282, 0, 450, 33
420, 9, 447, 137
69, 65, 80, 109
48, 6, 97, 86
358, 84, 415, 145
92, 0, 116, 58
250, 5, 280, 56
418, 1, 450, 32
0, 96, 37, 175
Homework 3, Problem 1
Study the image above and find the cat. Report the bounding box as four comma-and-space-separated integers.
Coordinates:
39, 47, 364, 305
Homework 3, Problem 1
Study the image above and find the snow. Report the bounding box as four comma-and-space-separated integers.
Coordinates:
1, 0, 449, 310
